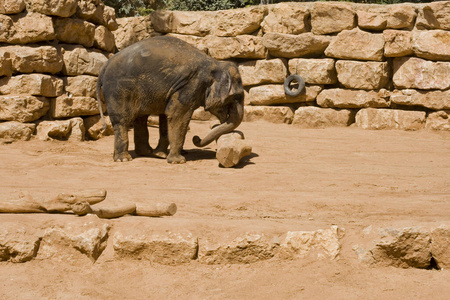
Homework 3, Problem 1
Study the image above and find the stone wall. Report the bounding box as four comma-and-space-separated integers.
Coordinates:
1, 1, 450, 143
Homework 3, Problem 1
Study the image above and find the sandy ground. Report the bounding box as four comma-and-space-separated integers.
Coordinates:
0, 121, 449, 299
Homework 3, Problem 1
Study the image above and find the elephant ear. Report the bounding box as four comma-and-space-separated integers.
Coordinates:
205, 68, 232, 111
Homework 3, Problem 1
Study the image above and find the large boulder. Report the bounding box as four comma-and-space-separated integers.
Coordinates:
94, 25, 115, 52
317, 89, 390, 109
84, 114, 113, 140
25, 0, 78, 17
383, 30, 413, 57
261, 2, 310, 34
431, 225, 450, 269
425, 111, 450, 131
151, 10, 214, 36
0, 45, 63, 74
292, 107, 353, 129
416, 1, 450, 30
325, 28, 385, 61
0, 12, 55, 44
393, 57, 450, 90
335, 61, 390, 90
356, 4, 416, 30
212, 6, 266, 37
0, 95, 49, 122
248, 84, 322, 106
263, 32, 331, 58
205, 35, 266, 60
0, 52, 12, 76
51, 95, 102, 118
76, 0, 118, 31
59, 44, 109, 76
391, 89, 450, 110
412, 30, 450, 61
288, 58, 337, 85
311, 2, 355, 35
238, 59, 287, 86
114, 16, 158, 51
0, 121, 36, 143
0, 74, 63, 97
244, 106, 294, 124
35, 117, 86, 141
54, 18, 96, 48
0, 223, 41, 263
355, 108, 426, 130
0, 0, 25, 14
62, 75, 97, 98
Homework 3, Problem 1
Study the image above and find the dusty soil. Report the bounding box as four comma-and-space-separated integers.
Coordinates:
1, 121, 449, 299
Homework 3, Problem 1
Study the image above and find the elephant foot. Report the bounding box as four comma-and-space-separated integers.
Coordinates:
167, 154, 186, 164
135, 146, 153, 157
152, 150, 168, 159
114, 151, 132, 162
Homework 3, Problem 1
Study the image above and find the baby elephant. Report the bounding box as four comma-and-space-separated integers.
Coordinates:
97, 36, 244, 163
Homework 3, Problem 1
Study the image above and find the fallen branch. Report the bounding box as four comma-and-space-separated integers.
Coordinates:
72, 202, 177, 218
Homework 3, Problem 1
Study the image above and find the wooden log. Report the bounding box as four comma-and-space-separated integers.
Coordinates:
72, 202, 177, 218
216, 131, 252, 168
135, 202, 177, 217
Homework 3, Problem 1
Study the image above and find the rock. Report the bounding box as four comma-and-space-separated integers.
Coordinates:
324, 28, 385, 61
62, 75, 98, 98
25, 0, 78, 17
412, 30, 450, 61
0, 121, 36, 143
292, 107, 353, 128
355, 108, 426, 130
431, 225, 450, 269
354, 226, 432, 268
249, 84, 322, 106
317, 89, 390, 109
311, 2, 355, 35
51, 95, 102, 118
166, 33, 208, 53
280, 226, 342, 260
243, 106, 294, 124
383, 30, 413, 57
0, 95, 49, 122
288, 58, 337, 85
335, 61, 389, 90
151, 10, 214, 36
263, 32, 331, 59
84, 114, 113, 140
426, 111, 450, 131
357, 8, 387, 31
213, 6, 266, 37
205, 35, 266, 60
0, 0, 25, 14
238, 59, 287, 86
0, 52, 12, 77
216, 131, 252, 168
191, 107, 212, 121
393, 57, 450, 90
36, 118, 86, 141
391, 89, 450, 110
59, 44, 109, 76
0, 45, 63, 74
94, 25, 115, 52
198, 233, 274, 264
114, 16, 158, 51
54, 18, 96, 48
37, 220, 110, 262
0, 223, 40, 263
385, 4, 417, 29
261, 2, 309, 34
76, 0, 117, 30
113, 230, 198, 265
0, 12, 55, 44
0, 74, 63, 97
416, 1, 450, 30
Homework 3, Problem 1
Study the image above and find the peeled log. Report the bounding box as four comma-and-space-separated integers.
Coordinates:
135, 202, 177, 217
216, 131, 252, 168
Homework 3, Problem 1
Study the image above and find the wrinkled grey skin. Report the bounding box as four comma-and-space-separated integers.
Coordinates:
96, 36, 244, 163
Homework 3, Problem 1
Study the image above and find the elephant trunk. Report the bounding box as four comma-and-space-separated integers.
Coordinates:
193, 101, 244, 148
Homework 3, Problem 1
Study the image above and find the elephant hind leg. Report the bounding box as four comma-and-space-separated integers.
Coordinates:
113, 123, 132, 162
134, 115, 153, 157
153, 114, 169, 159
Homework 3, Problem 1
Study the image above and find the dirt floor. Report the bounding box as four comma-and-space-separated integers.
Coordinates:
0, 120, 449, 299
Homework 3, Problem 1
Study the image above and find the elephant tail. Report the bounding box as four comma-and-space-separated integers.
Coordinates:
96, 63, 108, 132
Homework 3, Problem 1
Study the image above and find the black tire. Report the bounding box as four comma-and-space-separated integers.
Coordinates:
284, 74, 305, 97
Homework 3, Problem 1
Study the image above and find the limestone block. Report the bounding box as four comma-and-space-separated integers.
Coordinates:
386, 4, 416, 29
94, 25, 115, 52
36, 117, 86, 141
0, 74, 63, 97
166, 34, 207, 53
84, 114, 113, 140
243, 106, 294, 124
261, 2, 309, 34
191, 107, 212, 121
54, 18, 95, 48
0, 12, 55, 44
25, 0, 78, 17
354, 226, 432, 268
0, 0, 25, 14
357, 9, 387, 31
393, 57, 450, 90
317, 89, 390, 109
391, 89, 450, 111
336, 61, 389, 90
238, 59, 287, 86
36, 221, 109, 262
355, 108, 426, 130
60, 44, 109, 76
431, 225, 450, 269
76, 0, 117, 30
0, 121, 36, 143
249, 84, 322, 106
63, 75, 97, 98
426, 111, 450, 131
114, 16, 158, 51
0, 223, 40, 263
198, 233, 274, 264
51, 95, 102, 118
151, 10, 214, 36
0, 45, 63, 74
292, 107, 353, 128
0, 52, 12, 76
383, 30, 413, 57
205, 35, 266, 60
311, 2, 355, 35
289, 58, 337, 85
263, 32, 331, 59
0, 95, 49, 122
113, 230, 198, 265
324, 28, 385, 61
412, 30, 450, 61
416, 1, 450, 30
213, 6, 267, 37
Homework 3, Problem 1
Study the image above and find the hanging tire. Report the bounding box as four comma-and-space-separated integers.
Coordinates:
284, 74, 305, 97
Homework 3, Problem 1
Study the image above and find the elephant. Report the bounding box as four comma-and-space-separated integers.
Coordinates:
96, 36, 245, 164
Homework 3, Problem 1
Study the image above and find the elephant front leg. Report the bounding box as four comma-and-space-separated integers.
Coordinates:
153, 114, 169, 159
113, 123, 132, 162
167, 113, 191, 164
133, 115, 153, 157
